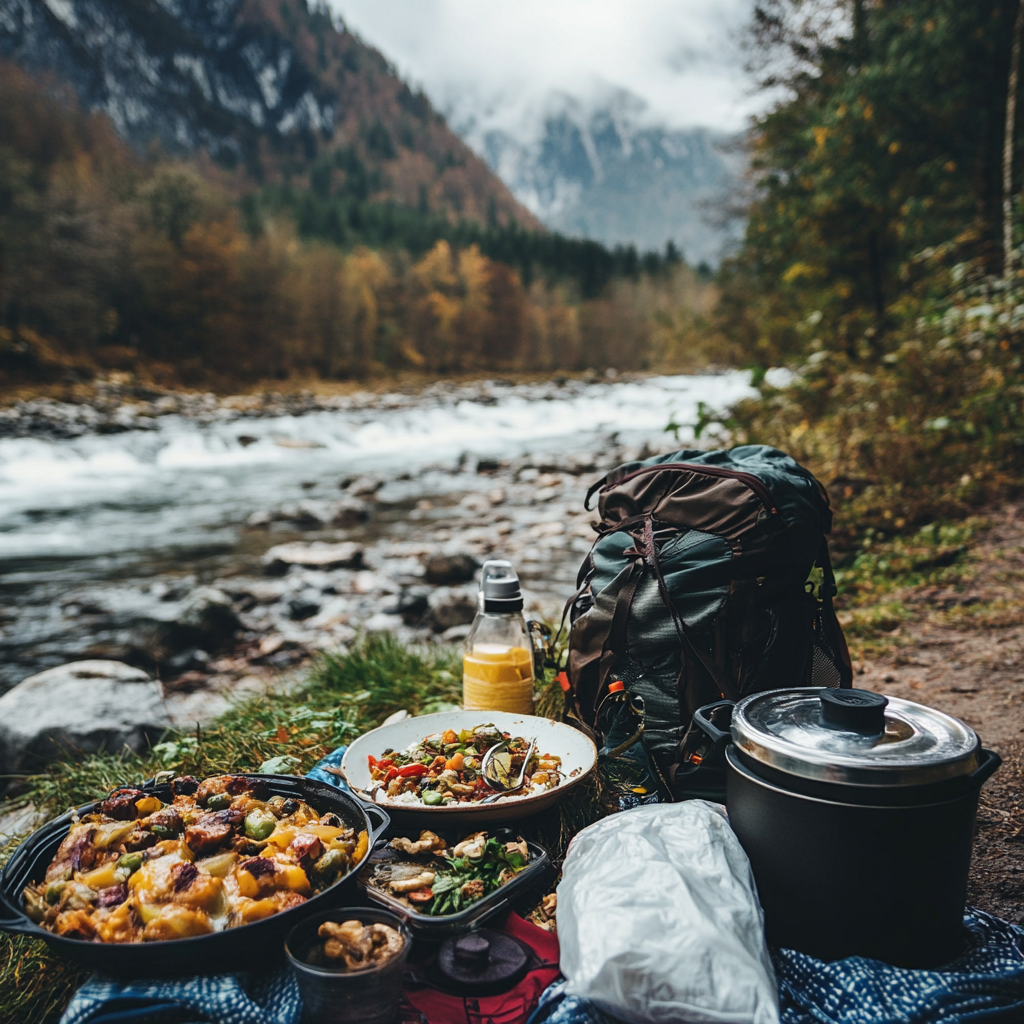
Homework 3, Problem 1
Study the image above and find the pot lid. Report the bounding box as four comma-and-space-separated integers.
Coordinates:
436, 931, 528, 994
731, 688, 980, 786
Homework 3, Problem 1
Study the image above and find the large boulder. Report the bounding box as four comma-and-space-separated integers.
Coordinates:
0, 661, 171, 779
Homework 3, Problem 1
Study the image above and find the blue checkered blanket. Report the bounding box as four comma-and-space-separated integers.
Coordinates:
528, 909, 1024, 1024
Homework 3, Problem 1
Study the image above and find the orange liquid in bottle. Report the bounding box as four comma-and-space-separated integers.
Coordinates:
462, 643, 534, 714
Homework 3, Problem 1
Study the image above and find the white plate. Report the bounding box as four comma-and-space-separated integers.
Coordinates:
340, 711, 597, 824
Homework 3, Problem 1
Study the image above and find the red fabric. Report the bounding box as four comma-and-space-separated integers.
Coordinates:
401, 913, 561, 1024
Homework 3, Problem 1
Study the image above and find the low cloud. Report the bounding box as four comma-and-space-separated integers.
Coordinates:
327, 0, 761, 140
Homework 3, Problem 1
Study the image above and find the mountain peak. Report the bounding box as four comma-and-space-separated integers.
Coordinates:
0, 0, 538, 228
465, 87, 742, 264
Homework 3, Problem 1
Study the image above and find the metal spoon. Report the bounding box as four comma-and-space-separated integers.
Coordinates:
480, 737, 537, 803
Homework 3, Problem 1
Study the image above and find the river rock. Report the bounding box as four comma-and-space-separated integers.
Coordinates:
177, 587, 241, 646
0, 661, 171, 780
391, 586, 430, 624
344, 474, 384, 497
264, 541, 364, 573
329, 496, 370, 526
287, 595, 321, 621
425, 587, 478, 631
423, 552, 479, 585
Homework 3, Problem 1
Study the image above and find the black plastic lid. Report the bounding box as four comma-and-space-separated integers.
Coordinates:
820, 689, 888, 734
480, 560, 524, 612
436, 930, 528, 993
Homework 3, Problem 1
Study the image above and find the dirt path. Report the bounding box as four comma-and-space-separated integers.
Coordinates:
851, 505, 1024, 923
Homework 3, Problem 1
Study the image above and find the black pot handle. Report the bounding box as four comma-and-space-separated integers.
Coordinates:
363, 802, 391, 847
0, 894, 35, 936
971, 748, 1002, 786
691, 700, 735, 756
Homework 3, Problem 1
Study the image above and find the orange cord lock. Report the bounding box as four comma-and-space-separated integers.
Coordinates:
608, 680, 625, 693
556, 671, 571, 692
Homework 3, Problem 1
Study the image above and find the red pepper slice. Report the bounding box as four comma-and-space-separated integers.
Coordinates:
384, 767, 399, 782
407, 888, 434, 904
397, 763, 429, 778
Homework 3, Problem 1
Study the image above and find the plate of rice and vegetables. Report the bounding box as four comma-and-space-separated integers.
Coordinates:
341, 711, 597, 824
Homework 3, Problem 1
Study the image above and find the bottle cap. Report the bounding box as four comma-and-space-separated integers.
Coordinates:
480, 560, 524, 612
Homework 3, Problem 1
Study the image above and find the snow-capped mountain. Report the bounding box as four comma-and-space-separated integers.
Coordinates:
469, 90, 744, 266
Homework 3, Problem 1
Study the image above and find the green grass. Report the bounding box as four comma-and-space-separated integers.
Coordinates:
18, 634, 463, 820
831, 518, 981, 659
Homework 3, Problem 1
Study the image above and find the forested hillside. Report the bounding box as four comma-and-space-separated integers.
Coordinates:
711, 0, 1024, 530
0, 0, 534, 230
0, 58, 708, 386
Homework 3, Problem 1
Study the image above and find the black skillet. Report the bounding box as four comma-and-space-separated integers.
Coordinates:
0, 774, 388, 977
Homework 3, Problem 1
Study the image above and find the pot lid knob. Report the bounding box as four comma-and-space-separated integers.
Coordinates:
437, 929, 529, 992
454, 934, 490, 967
819, 689, 888, 734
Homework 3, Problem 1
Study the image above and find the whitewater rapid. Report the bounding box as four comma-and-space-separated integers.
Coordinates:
0, 373, 753, 565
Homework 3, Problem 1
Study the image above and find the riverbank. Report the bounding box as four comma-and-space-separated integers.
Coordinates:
0, 373, 611, 440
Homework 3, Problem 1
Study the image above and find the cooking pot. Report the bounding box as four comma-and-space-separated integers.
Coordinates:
0, 774, 389, 976
692, 688, 1001, 967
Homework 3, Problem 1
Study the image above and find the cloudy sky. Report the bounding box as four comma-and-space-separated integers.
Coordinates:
326, 0, 759, 141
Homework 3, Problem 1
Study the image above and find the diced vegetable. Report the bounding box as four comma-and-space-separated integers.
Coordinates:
196, 851, 237, 878
44, 882, 66, 905
353, 829, 369, 864
244, 809, 277, 842
281, 865, 311, 893
94, 821, 137, 850
135, 796, 162, 816
80, 861, 121, 891
119, 853, 144, 874
421, 789, 443, 806
312, 849, 344, 881
206, 793, 232, 811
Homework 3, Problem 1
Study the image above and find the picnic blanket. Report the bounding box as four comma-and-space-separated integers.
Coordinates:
527, 909, 1024, 1024
60, 748, 1024, 1024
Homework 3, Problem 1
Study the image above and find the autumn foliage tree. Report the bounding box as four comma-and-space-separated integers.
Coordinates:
0, 59, 712, 387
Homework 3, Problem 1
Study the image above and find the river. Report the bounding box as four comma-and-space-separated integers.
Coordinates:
0, 372, 754, 692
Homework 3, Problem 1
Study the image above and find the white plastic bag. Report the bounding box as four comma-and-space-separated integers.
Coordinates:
557, 800, 780, 1024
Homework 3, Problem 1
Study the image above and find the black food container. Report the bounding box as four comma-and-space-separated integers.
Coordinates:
357, 832, 551, 938
693, 689, 1001, 968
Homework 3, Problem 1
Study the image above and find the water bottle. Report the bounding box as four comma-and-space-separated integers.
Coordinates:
462, 560, 534, 714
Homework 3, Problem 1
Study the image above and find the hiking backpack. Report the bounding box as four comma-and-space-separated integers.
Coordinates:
566, 444, 852, 799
